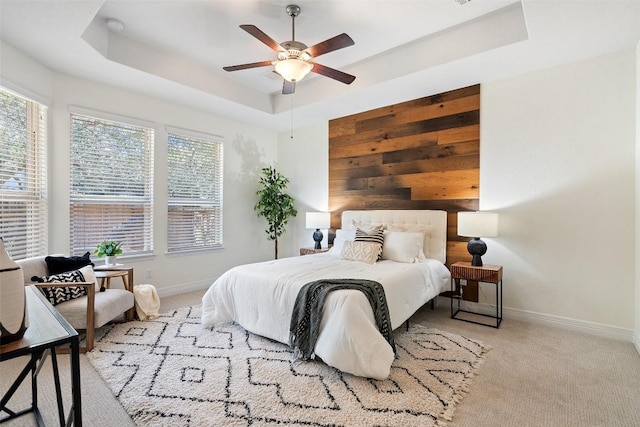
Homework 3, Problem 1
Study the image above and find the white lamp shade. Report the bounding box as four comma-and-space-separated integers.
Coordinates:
306, 212, 330, 229
274, 59, 313, 82
457, 212, 499, 238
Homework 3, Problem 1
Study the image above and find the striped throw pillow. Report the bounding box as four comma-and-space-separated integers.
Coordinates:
354, 227, 384, 261
33, 268, 88, 306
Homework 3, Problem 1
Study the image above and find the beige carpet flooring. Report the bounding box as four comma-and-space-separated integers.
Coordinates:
2, 289, 640, 426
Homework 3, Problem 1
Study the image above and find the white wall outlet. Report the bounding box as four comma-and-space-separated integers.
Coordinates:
145, 269, 152, 278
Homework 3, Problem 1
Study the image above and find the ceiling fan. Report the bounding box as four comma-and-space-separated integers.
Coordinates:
223, 4, 355, 95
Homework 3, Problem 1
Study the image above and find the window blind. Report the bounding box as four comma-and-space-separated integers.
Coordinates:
69, 113, 154, 257
167, 129, 223, 252
0, 87, 47, 259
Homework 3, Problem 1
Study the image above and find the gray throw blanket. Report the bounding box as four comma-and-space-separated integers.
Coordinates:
289, 278, 395, 361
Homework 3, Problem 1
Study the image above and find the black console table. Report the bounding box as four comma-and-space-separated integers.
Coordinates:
0, 285, 82, 426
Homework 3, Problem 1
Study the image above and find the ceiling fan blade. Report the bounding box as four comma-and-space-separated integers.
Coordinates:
310, 62, 356, 85
240, 24, 285, 53
223, 60, 274, 72
282, 80, 296, 95
304, 33, 354, 58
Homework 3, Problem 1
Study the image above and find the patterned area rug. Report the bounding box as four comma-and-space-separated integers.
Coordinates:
87, 306, 489, 426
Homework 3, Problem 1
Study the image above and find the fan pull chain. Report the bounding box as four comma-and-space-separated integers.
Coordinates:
290, 92, 295, 139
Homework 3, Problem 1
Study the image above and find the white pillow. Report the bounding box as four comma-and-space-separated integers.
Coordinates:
384, 224, 432, 259
351, 220, 385, 233
78, 265, 101, 292
382, 231, 425, 263
340, 240, 380, 264
331, 228, 356, 253
386, 224, 432, 234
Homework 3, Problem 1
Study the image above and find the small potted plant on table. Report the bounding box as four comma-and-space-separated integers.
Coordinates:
95, 240, 123, 266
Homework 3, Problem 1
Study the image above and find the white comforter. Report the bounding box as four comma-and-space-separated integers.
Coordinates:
201, 251, 450, 379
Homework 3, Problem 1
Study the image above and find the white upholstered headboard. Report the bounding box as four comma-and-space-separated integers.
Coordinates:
341, 210, 447, 264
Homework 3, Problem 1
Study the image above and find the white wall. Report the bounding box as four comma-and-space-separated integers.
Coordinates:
2, 42, 279, 296
635, 40, 640, 352
279, 49, 638, 338
0, 42, 53, 104
276, 122, 330, 258
481, 49, 636, 333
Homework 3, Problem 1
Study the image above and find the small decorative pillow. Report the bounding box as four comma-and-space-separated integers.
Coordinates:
340, 241, 380, 264
382, 231, 425, 263
33, 265, 97, 306
354, 227, 384, 260
45, 252, 94, 275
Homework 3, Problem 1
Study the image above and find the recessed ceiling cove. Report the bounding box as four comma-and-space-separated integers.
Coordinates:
7, 1, 640, 131
80, 0, 526, 116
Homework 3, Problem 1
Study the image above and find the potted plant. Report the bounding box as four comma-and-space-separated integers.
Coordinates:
254, 165, 297, 259
95, 240, 123, 266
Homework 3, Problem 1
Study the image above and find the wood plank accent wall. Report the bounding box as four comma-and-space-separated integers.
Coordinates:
328, 84, 480, 266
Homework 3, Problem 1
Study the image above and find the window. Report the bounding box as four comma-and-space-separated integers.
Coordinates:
70, 112, 154, 257
0, 87, 47, 259
167, 128, 223, 252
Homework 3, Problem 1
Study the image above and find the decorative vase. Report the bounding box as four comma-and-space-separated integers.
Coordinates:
105, 255, 117, 266
0, 238, 28, 345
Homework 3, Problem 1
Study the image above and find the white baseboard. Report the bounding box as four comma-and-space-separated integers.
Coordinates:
451, 299, 635, 342
504, 306, 634, 342
155, 279, 212, 299
634, 330, 640, 355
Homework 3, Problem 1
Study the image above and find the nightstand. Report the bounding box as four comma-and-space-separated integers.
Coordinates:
299, 247, 331, 256
450, 261, 503, 328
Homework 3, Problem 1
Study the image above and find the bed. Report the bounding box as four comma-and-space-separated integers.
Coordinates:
201, 210, 451, 379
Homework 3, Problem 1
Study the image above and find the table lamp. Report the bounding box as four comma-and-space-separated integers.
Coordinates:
305, 212, 331, 249
457, 211, 499, 266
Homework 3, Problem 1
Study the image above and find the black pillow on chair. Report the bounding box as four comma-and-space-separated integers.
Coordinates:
45, 252, 94, 275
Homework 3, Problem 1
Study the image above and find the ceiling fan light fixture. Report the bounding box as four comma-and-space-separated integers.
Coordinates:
223, 4, 355, 93
299, 51, 312, 62
274, 58, 313, 82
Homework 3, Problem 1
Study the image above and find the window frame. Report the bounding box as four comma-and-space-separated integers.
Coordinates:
0, 85, 48, 259
166, 126, 224, 253
68, 107, 155, 258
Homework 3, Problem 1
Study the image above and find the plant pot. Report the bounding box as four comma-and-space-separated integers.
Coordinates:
0, 238, 28, 345
105, 256, 117, 266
